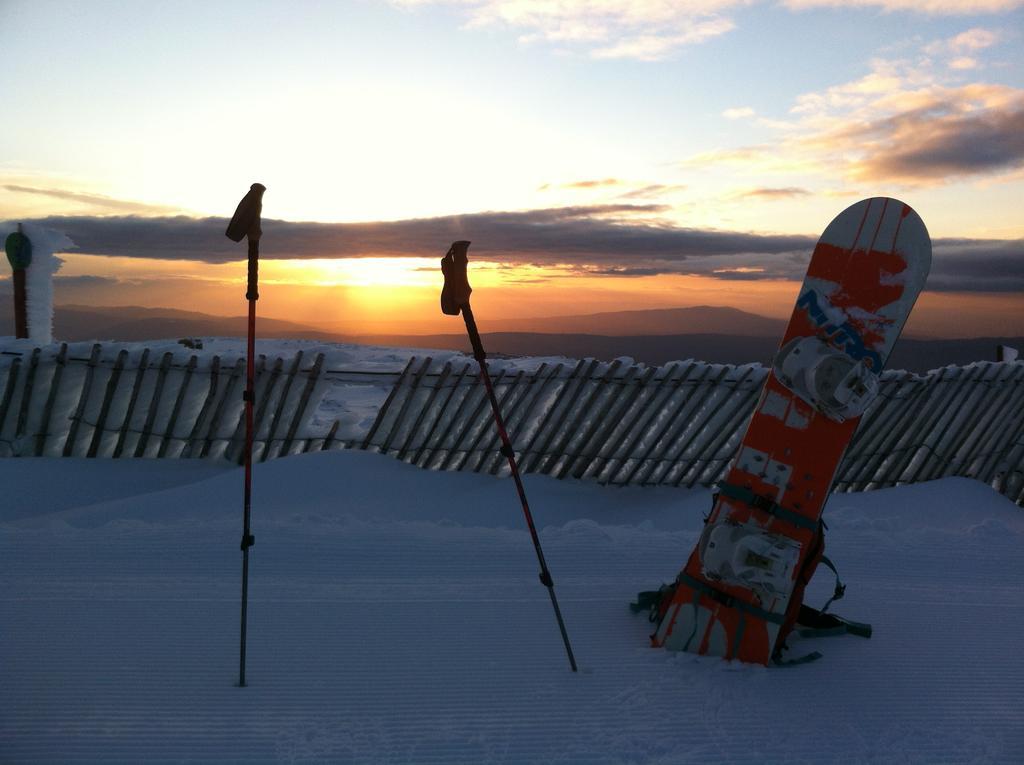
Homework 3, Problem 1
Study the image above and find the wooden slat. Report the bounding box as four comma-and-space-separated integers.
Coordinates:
592, 361, 690, 485
905, 364, 991, 485
0, 357, 22, 452
835, 372, 917, 491
412, 361, 474, 468
521, 359, 596, 474
456, 369, 524, 472
379, 357, 432, 457
113, 348, 150, 459
397, 361, 452, 462
87, 349, 129, 458
618, 364, 728, 486
248, 356, 282, 462
851, 369, 943, 491
658, 366, 762, 487
957, 364, 1024, 480
361, 357, 417, 451
64, 344, 102, 458
466, 366, 539, 473
262, 352, 302, 461
36, 343, 68, 456
881, 366, 975, 488
994, 414, 1024, 498
964, 366, 1024, 483
482, 363, 561, 476
185, 356, 221, 457
14, 348, 41, 446
281, 352, 326, 458
320, 420, 340, 452
539, 360, 624, 476
987, 388, 1024, 493
199, 357, 244, 459
133, 351, 174, 458
157, 355, 198, 458
568, 366, 653, 481
437, 367, 508, 471
910, 363, 997, 484
682, 370, 766, 488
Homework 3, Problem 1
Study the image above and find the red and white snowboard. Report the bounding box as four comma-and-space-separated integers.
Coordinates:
650, 197, 931, 664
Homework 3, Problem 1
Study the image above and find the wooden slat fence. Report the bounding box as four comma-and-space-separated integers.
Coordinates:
0, 344, 329, 463
2, 345, 1023, 506
347, 356, 1024, 506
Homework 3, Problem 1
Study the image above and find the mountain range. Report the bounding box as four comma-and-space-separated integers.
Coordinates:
0, 297, 1018, 373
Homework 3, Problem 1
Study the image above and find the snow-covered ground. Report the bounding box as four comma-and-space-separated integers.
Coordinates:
3, 450, 1022, 764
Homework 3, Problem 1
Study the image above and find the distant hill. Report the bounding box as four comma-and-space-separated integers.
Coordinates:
53, 303, 338, 343
478, 305, 787, 337
347, 331, 1022, 372
0, 297, 1018, 372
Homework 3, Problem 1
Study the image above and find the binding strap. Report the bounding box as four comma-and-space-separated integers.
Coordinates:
716, 482, 817, 531
677, 573, 785, 625
795, 605, 872, 639
817, 555, 846, 614
772, 649, 824, 667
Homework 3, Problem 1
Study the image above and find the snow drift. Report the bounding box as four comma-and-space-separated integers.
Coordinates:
2, 450, 1022, 763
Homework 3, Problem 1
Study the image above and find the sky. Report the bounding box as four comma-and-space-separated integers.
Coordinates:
1, 0, 1022, 338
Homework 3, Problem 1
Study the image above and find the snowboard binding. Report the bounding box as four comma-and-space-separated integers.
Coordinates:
698, 519, 802, 602
774, 335, 879, 422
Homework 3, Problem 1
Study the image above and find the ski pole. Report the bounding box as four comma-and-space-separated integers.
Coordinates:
225, 182, 266, 688
441, 241, 578, 672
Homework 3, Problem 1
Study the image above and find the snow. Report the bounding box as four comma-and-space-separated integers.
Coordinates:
0, 222, 69, 345
3, 450, 1022, 763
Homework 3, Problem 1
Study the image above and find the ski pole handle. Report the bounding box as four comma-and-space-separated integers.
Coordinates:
226, 183, 266, 301
440, 240, 472, 316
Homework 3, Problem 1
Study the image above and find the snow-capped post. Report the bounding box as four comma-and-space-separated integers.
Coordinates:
5, 224, 31, 338
225, 182, 266, 688
997, 345, 1019, 363
441, 241, 578, 672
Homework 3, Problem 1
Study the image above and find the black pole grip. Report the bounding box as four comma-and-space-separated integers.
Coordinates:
461, 304, 487, 362
247, 238, 259, 301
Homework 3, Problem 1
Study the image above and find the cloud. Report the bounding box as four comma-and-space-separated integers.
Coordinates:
823, 86, 1024, 182
722, 106, 756, 120
948, 56, 979, 70
14, 209, 1020, 293
586, 266, 684, 277
924, 27, 1000, 70
617, 183, 688, 200
930, 238, 1024, 292
394, 1, 742, 60
689, 51, 1024, 186
783, 1, 1024, 13
542, 178, 623, 190
711, 267, 771, 280
587, 18, 736, 60
399, 1, 1021, 64
53, 275, 122, 287
734, 187, 812, 200
17, 207, 812, 268
947, 27, 1000, 51
3, 185, 181, 215
540, 179, 687, 200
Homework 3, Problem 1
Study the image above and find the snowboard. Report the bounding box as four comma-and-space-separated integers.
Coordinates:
650, 197, 931, 664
